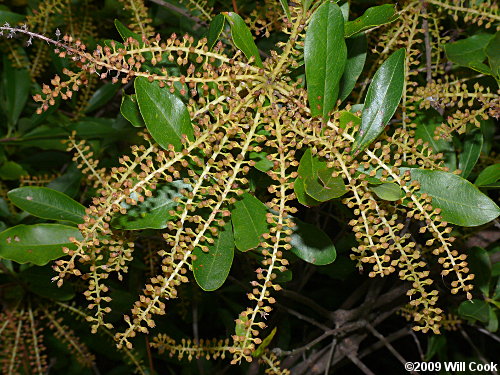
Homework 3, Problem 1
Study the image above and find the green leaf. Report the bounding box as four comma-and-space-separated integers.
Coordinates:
458, 299, 489, 323
458, 127, 483, 179
20, 265, 75, 301
0, 224, 82, 265
223, 12, 263, 68
444, 33, 493, 67
424, 335, 447, 361
279, 0, 291, 20
304, 168, 347, 202
302, 0, 314, 12
2, 56, 30, 127
475, 164, 500, 187
486, 31, 500, 77
0, 10, 25, 25
120, 94, 145, 127
294, 148, 325, 206
0, 161, 27, 180
402, 168, 500, 226
84, 82, 120, 113
304, 2, 347, 119
339, 32, 367, 102
235, 312, 249, 336
353, 48, 405, 154
339, 1, 349, 21
8, 187, 85, 224
193, 221, 234, 291
114, 19, 141, 41
249, 151, 273, 172
466, 247, 491, 296
113, 181, 190, 230
344, 4, 399, 38
338, 111, 361, 129
232, 193, 268, 251
206, 14, 225, 51
135, 77, 194, 151
46, 165, 83, 198
290, 219, 336, 265
486, 306, 498, 332
369, 182, 404, 201
253, 327, 277, 358
414, 119, 456, 171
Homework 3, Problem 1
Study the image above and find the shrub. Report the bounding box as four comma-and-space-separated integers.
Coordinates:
0, 0, 498, 373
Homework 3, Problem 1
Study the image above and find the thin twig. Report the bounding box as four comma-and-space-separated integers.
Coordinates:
148, 0, 207, 28
278, 304, 331, 331
476, 326, 500, 344
278, 321, 366, 357
324, 338, 337, 375
460, 327, 498, 375
366, 323, 418, 375
409, 330, 425, 361
145, 336, 155, 374
420, 1, 433, 83
345, 352, 376, 375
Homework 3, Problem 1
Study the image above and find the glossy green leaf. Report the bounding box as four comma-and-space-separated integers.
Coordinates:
249, 151, 273, 172
294, 148, 325, 206
46, 165, 83, 198
458, 299, 489, 323
84, 82, 120, 113
0, 224, 82, 265
339, 32, 367, 102
2, 56, 30, 126
304, 2, 346, 119
353, 48, 405, 154
232, 193, 268, 251
468, 61, 494, 76
253, 327, 277, 358
135, 77, 194, 150
290, 219, 336, 265
224, 12, 263, 68
206, 14, 225, 51
369, 182, 404, 201
475, 164, 500, 187
444, 33, 493, 67
304, 168, 347, 202
486, 306, 498, 332
339, 1, 349, 21
458, 127, 483, 179
235, 312, 249, 336
424, 335, 447, 361
486, 31, 500, 76
0, 161, 27, 180
279, 0, 291, 20
302, 0, 314, 12
338, 111, 361, 129
193, 221, 234, 291
113, 181, 190, 230
20, 265, 75, 301
402, 168, 500, 226
0, 10, 25, 25
8, 187, 85, 224
466, 247, 491, 296
120, 94, 145, 127
344, 4, 398, 38
115, 19, 141, 41
414, 120, 456, 171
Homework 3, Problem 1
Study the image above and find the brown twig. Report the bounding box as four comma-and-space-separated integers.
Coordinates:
365, 323, 418, 375
148, 0, 207, 28
145, 335, 155, 373
420, 1, 433, 83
